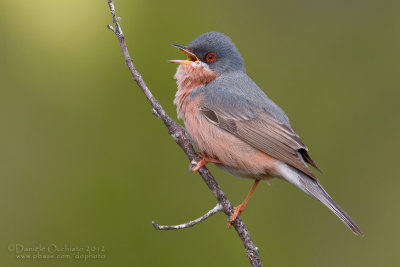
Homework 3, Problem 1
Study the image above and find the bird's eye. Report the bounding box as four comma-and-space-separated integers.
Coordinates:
205, 52, 216, 63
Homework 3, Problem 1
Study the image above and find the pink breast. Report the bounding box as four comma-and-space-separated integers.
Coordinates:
173, 63, 218, 119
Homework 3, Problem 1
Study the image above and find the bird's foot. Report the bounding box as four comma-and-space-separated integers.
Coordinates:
190, 153, 221, 172
227, 203, 246, 228
227, 180, 260, 228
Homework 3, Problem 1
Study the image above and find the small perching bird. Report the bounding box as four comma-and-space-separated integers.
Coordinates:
170, 32, 362, 235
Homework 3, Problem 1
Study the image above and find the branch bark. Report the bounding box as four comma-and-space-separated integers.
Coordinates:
106, 1, 262, 266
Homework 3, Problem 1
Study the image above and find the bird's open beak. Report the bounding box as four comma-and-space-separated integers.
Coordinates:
169, 44, 200, 64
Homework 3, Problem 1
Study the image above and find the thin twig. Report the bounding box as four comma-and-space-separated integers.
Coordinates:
106, 1, 262, 266
152, 203, 223, 230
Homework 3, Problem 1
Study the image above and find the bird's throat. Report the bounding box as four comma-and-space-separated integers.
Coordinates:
173, 63, 218, 119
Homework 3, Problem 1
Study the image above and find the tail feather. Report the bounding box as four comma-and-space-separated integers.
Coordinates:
299, 174, 363, 235
278, 163, 363, 235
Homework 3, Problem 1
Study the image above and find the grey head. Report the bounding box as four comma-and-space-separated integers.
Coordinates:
170, 32, 290, 126
173, 32, 246, 75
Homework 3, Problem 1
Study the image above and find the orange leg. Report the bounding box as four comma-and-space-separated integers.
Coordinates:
228, 180, 260, 227
191, 153, 221, 172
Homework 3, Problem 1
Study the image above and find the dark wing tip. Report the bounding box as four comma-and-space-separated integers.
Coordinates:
300, 149, 322, 173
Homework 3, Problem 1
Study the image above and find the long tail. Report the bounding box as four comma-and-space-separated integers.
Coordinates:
278, 163, 363, 235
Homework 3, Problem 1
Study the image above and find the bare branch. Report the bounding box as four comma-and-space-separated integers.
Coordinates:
106, 1, 262, 266
107, 24, 115, 32
152, 203, 223, 230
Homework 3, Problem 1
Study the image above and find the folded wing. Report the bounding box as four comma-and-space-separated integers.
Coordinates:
200, 88, 321, 179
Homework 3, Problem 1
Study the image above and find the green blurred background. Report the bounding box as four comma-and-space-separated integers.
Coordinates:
1, 0, 399, 266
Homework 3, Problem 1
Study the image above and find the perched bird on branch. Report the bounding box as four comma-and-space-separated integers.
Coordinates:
170, 32, 362, 235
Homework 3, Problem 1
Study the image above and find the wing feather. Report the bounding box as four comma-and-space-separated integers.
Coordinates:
200, 105, 320, 180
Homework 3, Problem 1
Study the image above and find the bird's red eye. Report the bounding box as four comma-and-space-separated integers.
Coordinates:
206, 52, 216, 63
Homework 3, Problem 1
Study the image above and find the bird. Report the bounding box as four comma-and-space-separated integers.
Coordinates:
169, 31, 362, 235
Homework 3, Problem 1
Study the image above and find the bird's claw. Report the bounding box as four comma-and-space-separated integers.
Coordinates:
227, 204, 245, 228
189, 158, 207, 172
189, 153, 220, 172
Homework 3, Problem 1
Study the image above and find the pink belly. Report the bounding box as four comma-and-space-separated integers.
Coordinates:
182, 96, 279, 180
